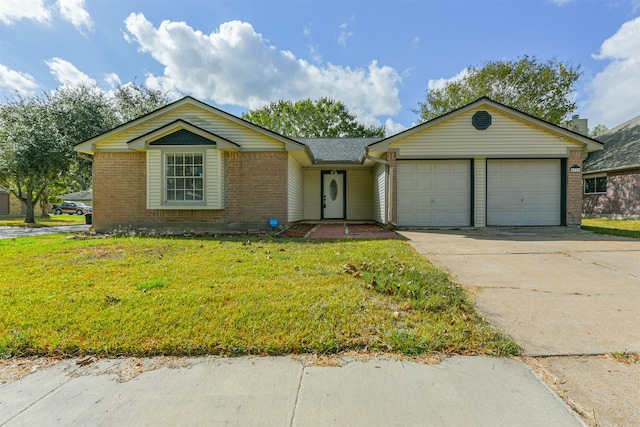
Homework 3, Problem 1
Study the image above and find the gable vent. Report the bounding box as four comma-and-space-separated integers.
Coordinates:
472, 111, 492, 130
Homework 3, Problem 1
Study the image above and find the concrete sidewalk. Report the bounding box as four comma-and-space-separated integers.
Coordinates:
0, 356, 582, 427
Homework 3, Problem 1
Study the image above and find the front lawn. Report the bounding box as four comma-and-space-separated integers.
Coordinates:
0, 235, 518, 358
0, 215, 87, 227
581, 218, 640, 239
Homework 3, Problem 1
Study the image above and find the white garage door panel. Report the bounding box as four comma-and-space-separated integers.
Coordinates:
397, 160, 470, 227
487, 160, 561, 226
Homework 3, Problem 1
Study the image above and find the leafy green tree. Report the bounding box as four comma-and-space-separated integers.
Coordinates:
0, 96, 69, 223
416, 55, 581, 125
0, 83, 169, 223
242, 98, 385, 138
113, 83, 170, 123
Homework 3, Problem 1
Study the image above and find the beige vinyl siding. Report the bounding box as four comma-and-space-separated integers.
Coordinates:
96, 104, 285, 152
147, 150, 162, 209
147, 148, 224, 210
287, 154, 304, 222
391, 107, 582, 158
346, 169, 373, 220
304, 170, 321, 220
373, 163, 386, 223
474, 158, 487, 227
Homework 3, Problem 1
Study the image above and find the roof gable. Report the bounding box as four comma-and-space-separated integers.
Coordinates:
370, 97, 603, 153
74, 96, 306, 154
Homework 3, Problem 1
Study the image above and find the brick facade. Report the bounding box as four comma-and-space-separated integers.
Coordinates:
566, 150, 584, 226
93, 151, 288, 233
583, 168, 640, 218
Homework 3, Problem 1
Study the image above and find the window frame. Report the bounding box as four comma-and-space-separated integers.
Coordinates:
161, 148, 207, 207
584, 176, 607, 194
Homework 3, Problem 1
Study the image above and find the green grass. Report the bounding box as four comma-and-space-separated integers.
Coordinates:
0, 215, 87, 227
581, 218, 640, 239
0, 235, 519, 358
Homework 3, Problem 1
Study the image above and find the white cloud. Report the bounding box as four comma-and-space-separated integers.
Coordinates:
123, 14, 402, 119
0, 0, 51, 25
56, 0, 93, 33
45, 57, 96, 87
427, 68, 470, 91
338, 21, 354, 47
583, 17, 640, 127
384, 118, 407, 136
0, 64, 39, 93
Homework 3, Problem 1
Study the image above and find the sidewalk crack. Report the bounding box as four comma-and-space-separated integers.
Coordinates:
289, 363, 305, 427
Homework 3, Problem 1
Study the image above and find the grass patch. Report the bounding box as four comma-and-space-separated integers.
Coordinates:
0, 215, 87, 227
0, 235, 518, 358
137, 279, 166, 291
581, 218, 640, 239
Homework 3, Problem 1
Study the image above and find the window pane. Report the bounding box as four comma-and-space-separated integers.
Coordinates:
167, 178, 175, 190
167, 155, 175, 165
194, 190, 203, 200
194, 154, 203, 165
175, 155, 184, 165
596, 177, 607, 193
194, 166, 203, 176
584, 179, 595, 194
195, 178, 203, 190
175, 190, 185, 200
185, 155, 193, 165
167, 190, 175, 201
175, 166, 183, 176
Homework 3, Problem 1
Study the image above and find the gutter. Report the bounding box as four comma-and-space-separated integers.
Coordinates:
365, 153, 395, 226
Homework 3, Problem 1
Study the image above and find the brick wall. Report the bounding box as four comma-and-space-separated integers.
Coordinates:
93, 150, 288, 233
583, 168, 640, 218
566, 150, 584, 226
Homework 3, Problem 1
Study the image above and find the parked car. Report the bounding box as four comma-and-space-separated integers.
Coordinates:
51, 201, 93, 215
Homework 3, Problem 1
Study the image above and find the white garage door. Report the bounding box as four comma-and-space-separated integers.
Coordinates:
397, 160, 471, 226
487, 159, 561, 226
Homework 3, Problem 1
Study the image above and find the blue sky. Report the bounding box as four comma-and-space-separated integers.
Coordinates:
1, 0, 639, 135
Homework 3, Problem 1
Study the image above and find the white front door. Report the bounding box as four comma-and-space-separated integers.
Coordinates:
323, 172, 345, 219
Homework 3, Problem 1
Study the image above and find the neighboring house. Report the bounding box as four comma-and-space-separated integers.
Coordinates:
0, 187, 44, 216
583, 115, 640, 219
74, 97, 602, 233
59, 190, 93, 202
0, 188, 9, 215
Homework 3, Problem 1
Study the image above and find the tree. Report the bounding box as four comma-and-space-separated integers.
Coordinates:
0, 82, 169, 223
416, 55, 581, 125
242, 98, 385, 138
0, 96, 69, 223
112, 83, 171, 123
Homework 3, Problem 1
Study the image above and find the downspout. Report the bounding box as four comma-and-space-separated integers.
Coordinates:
365, 153, 396, 227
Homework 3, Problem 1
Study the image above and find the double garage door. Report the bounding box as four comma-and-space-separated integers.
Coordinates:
397, 159, 561, 227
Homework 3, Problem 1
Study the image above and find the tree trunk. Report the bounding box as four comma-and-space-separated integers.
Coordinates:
22, 185, 37, 224
39, 189, 50, 219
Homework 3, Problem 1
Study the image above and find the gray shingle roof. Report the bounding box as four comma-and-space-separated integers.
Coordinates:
584, 115, 640, 173
295, 138, 384, 163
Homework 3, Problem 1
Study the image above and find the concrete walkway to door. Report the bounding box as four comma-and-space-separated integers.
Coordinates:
399, 227, 640, 426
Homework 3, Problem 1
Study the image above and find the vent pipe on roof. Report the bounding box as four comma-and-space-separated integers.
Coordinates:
571, 115, 589, 136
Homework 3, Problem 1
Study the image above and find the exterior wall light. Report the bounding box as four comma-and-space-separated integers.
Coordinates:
570, 165, 581, 173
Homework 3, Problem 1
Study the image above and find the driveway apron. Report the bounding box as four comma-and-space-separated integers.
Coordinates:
400, 227, 640, 426
399, 227, 640, 356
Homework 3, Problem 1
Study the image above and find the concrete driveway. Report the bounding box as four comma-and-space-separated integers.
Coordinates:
400, 227, 640, 426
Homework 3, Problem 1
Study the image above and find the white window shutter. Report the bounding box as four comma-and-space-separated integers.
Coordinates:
206, 148, 223, 209
147, 150, 162, 209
